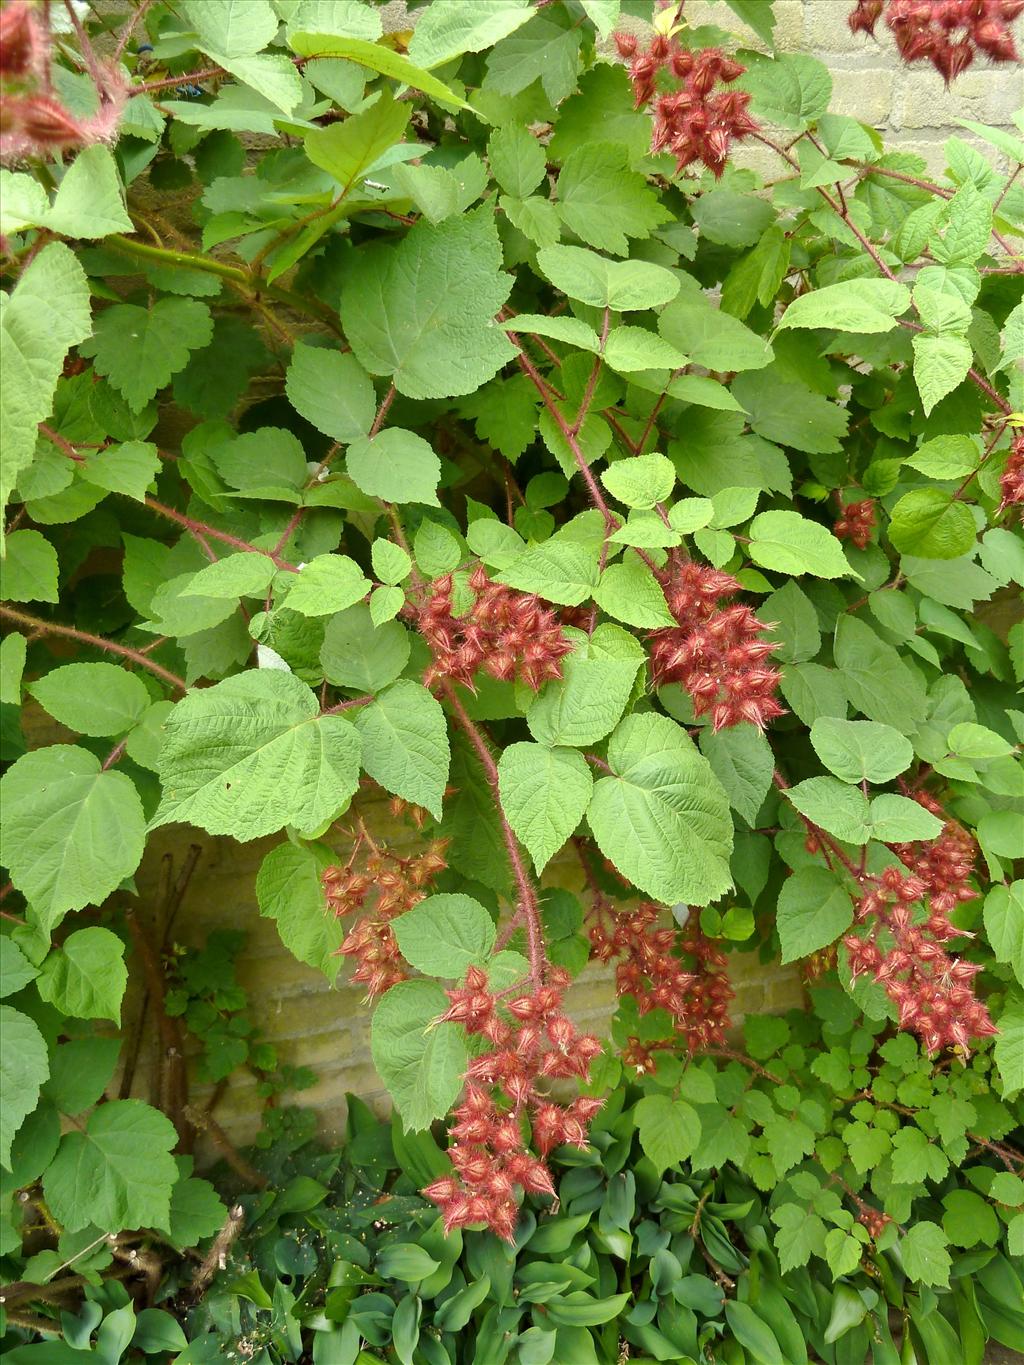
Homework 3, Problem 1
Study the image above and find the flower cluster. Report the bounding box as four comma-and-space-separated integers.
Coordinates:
589, 901, 734, 1053
424, 966, 603, 1241
649, 555, 784, 731
999, 430, 1024, 511
417, 565, 573, 692
614, 30, 759, 177
322, 830, 448, 999
848, 0, 1021, 80
834, 498, 876, 549
844, 799, 996, 1053
0, 0, 128, 165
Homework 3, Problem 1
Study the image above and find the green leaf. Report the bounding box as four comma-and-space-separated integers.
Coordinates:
1, 528, 59, 602
183, 552, 277, 600
44, 1099, 179, 1233
634, 1094, 700, 1174
777, 866, 855, 963
340, 209, 514, 400
555, 143, 666, 256
930, 181, 992, 267
777, 279, 910, 334
346, 428, 441, 507
166, 1175, 227, 1250
868, 794, 943, 842
80, 440, 160, 502
36, 926, 127, 1023
738, 52, 832, 130
0, 630, 26, 705
0, 1005, 48, 1168
497, 742, 593, 873
891, 1126, 949, 1184
355, 680, 450, 820
699, 725, 773, 827
888, 489, 976, 560
535, 245, 680, 311
376, 1244, 441, 1282
603, 326, 687, 374
724, 1301, 784, 1365
280, 554, 370, 617
748, 510, 852, 579
408, 0, 532, 68
289, 33, 470, 108
660, 296, 773, 372
80, 298, 213, 413
44, 1036, 120, 1116
286, 342, 376, 444
903, 434, 981, 480
152, 671, 362, 840
587, 712, 733, 906
392, 893, 496, 978
833, 616, 927, 731
731, 374, 848, 454
984, 883, 1024, 986
911, 333, 973, 416
321, 605, 410, 692
594, 558, 675, 628
483, 12, 582, 105
772, 1203, 826, 1272
1, 243, 91, 539
0, 937, 36, 998
0, 746, 146, 932
942, 1189, 999, 1249
46, 146, 133, 239
183, 0, 278, 57
488, 122, 546, 198
497, 539, 601, 606
503, 313, 599, 352
601, 454, 675, 510
994, 999, 1024, 1097
255, 840, 343, 980
527, 624, 643, 748
212, 426, 307, 491
810, 718, 913, 784
843, 1120, 891, 1174
500, 194, 562, 247
899, 1221, 952, 1288
28, 663, 151, 738
786, 776, 871, 844
303, 90, 410, 190
371, 979, 468, 1131
371, 538, 411, 586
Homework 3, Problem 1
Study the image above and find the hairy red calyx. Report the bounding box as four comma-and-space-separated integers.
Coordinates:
322, 826, 448, 1000
834, 498, 877, 550
844, 794, 996, 1054
423, 965, 603, 1241
998, 431, 1024, 512
615, 28, 759, 177
589, 900, 734, 1053
649, 554, 784, 732
848, 0, 1021, 80
417, 564, 573, 693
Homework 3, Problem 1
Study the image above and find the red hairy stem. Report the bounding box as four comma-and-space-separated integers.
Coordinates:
143, 497, 299, 572
0, 604, 187, 694
441, 681, 545, 986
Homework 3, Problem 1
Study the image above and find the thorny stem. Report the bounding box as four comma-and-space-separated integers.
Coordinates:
143, 496, 299, 572
441, 681, 545, 987
0, 605, 188, 694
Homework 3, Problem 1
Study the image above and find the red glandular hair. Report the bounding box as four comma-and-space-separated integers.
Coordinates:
322, 832, 448, 1000
849, 0, 1022, 81
416, 565, 573, 693
834, 498, 877, 550
614, 30, 760, 177
0, 1, 129, 164
998, 431, 1024, 512
423, 966, 603, 1242
844, 794, 997, 1054
649, 554, 784, 732
589, 901, 734, 1053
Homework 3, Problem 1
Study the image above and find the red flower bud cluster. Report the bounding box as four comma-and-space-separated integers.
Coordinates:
417, 565, 573, 693
0, 1, 129, 164
589, 900, 734, 1052
857, 1206, 893, 1239
844, 798, 996, 1054
614, 30, 759, 177
322, 831, 448, 999
423, 965, 603, 1241
998, 431, 1024, 511
848, 0, 1022, 81
834, 498, 876, 549
649, 554, 784, 731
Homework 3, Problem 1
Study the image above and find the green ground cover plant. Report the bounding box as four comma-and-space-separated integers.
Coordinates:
0, 0, 1022, 1360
